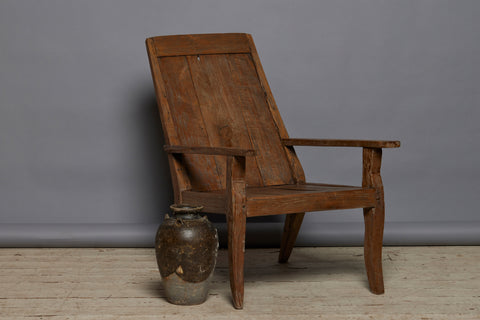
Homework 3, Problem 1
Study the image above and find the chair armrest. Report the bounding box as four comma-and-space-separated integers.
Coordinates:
164, 145, 256, 157
282, 138, 400, 149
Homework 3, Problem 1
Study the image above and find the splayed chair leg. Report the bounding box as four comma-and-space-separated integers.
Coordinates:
278, 212, 305, 263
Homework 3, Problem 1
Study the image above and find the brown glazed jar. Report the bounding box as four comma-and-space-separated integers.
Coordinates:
155, 204, 218, 305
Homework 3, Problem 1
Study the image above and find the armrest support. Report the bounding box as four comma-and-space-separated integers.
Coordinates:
164, 145, 256, 157
165, 145, 249, 208
282, 138, 400, 149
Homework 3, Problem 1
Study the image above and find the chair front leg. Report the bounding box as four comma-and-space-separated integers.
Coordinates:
362, 147, 385, 294
226, 156, 247, 309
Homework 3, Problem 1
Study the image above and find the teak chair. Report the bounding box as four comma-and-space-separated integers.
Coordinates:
146, 33, 400, 309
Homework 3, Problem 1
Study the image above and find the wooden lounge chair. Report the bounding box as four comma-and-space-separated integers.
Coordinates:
145, 33, 400, 309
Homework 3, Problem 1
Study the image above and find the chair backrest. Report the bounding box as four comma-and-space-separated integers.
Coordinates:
146, 33, 305, 193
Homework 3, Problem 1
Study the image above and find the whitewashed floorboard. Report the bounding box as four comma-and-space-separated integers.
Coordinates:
0, 247, 479, 319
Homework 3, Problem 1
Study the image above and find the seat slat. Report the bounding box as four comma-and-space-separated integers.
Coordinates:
247, 185, 369, 197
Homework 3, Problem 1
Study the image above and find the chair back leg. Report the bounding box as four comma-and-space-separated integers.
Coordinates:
279, 212, 305, 263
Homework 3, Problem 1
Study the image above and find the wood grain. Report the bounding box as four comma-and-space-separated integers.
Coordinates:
1, 247, 478, 319
180, 183, 376, 216
362, 147, 385, 294
182, 190, 225, 214
146, 39, 190, 201
150, 33, 251, 57
245, 34, 306, 185
146, 33, 400, 308
283, 138, 401, 149
247, 186, 376, 216
187, 53, 260, 188
225, 53, 295, 186
278, 212, 305, 263
226, 156, 247, 309
164, 145, 255, 157
159, 56, 222, 191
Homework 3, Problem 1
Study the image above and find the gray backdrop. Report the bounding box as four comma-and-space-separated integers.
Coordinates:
1, 0, 479, 247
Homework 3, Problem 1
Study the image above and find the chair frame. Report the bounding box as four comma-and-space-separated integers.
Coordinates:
146, 33, 400, 309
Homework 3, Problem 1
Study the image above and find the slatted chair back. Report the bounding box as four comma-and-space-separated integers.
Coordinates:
146, 34, 304, 193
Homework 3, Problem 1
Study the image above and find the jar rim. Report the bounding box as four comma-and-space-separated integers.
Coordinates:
170, 203, 204, 213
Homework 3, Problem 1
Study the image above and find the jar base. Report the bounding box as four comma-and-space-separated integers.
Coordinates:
163, 272, 211, 305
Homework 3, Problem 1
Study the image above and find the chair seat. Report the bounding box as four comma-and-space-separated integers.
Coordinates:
182, 183, 377, 217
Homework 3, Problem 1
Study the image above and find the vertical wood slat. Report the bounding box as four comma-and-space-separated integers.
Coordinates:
159, 56, 222, 191
146, 39, 191, 199
245, 34, 306, 184
147, 34, 305, 192
226, 54, 294, 185
187, 54, 258, 189
186, 53, 294, 187
218, 54, 264, 187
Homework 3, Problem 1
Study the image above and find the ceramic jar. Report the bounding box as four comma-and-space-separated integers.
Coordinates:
155, 204, 218, 305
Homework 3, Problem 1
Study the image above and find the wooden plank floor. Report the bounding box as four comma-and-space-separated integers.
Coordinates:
0, 247, 479, 319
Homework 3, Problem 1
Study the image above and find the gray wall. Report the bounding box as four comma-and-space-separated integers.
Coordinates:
1, 0, 479, 247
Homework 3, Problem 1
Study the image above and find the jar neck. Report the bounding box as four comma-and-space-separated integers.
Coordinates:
172, 212, 201, 220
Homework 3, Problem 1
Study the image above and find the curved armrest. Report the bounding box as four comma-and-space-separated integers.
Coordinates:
164, 145, 256, 157
282, 138, 400, 149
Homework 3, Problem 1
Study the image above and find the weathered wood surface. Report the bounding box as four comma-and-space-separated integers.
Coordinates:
181, 183, 376, 216
146, 42, 190, 202
246, 184, 376, 216
157, 55, 220, 192
148, 45, 296, 191
283, 138, 401, 149
1, 247, 478, 319
165, 145, 255, 157
146, 33, 401, 308
226, 156, 247, 309
148, 33, 251, 57
244, 34, 306, 185
182, 189, 226, 214
362, 147, 385, 294
278, 212, 305, 263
